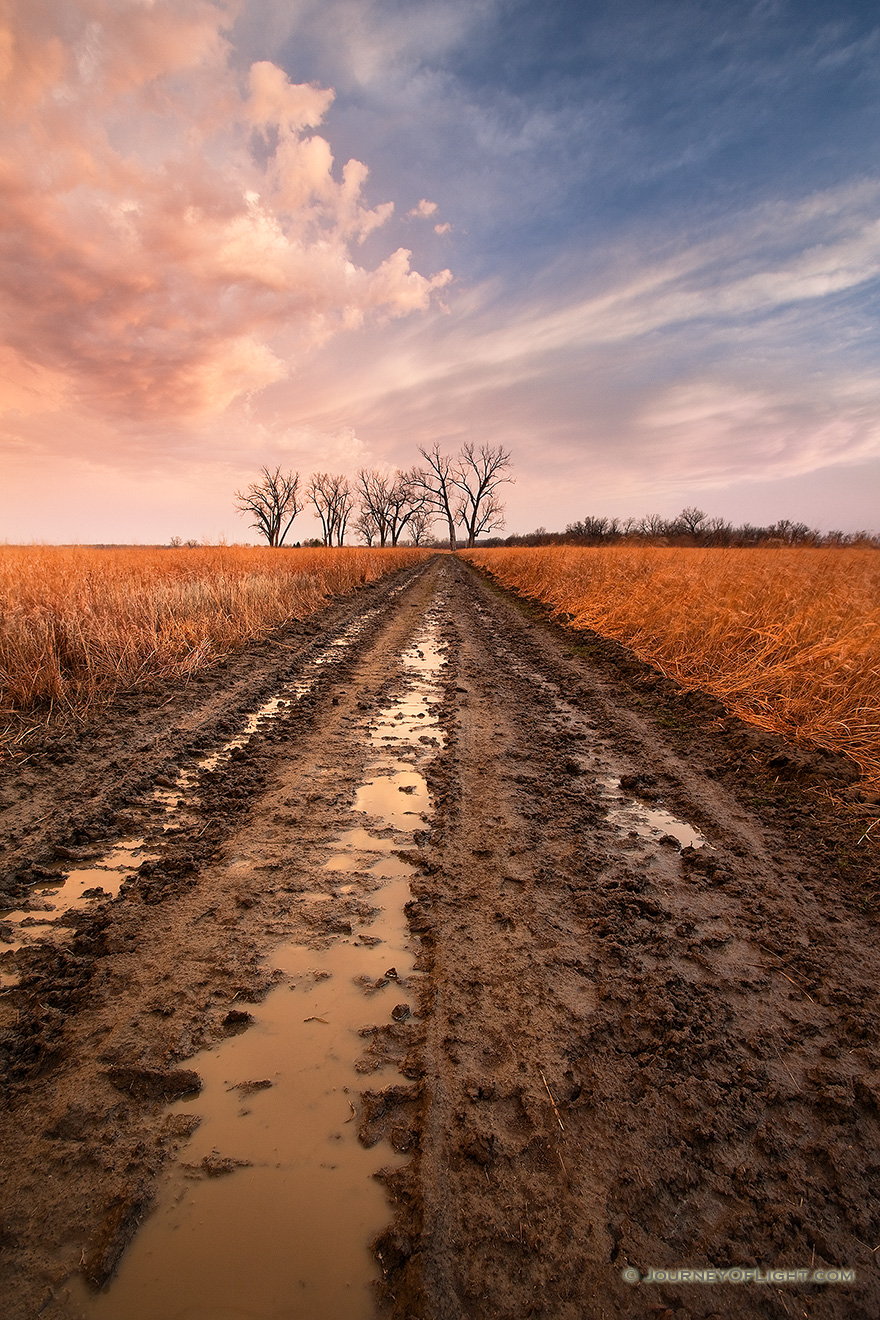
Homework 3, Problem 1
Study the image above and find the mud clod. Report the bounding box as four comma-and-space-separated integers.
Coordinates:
229, 1078, 273, 1095
104, 1066, 202, 1101
222, 1009, 253, 1033
81, 1196, 151, 1289
182, 1153, 252, 1178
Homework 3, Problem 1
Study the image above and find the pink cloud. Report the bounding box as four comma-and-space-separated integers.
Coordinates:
0, 0, 451, 424
409, 198, 438, 217
246, 60, 334, 131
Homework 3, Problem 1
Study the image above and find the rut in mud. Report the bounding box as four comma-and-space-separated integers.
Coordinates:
1, 554, 879, 1320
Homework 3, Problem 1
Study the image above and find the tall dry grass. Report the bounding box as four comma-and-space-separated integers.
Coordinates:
0, 545, 429, 741
464, 546, 880, 787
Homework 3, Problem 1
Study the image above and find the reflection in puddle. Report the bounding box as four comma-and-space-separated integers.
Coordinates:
70, 619, 446, 1320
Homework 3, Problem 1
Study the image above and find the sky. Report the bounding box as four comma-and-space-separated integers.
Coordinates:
2, 0, 880, 543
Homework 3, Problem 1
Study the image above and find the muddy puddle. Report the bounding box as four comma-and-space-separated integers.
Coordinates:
599, 775, 707, 849
0, 839, 160, 986
0, 841, 156, 951
0, 600, 409, 988
63, 623, 445, 1320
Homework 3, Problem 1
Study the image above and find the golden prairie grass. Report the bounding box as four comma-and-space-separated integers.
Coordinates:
0, 544, 429, 743
464, 546, 880, 787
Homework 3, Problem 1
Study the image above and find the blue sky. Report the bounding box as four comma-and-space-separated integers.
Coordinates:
1, 0, 878, 539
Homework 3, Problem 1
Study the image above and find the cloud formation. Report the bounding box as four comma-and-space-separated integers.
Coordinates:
3, 0, 880, 541
0, 0, 451, 423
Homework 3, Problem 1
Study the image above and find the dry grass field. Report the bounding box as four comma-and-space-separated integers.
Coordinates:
464, 545, 880, 787
0, 544, 428, 743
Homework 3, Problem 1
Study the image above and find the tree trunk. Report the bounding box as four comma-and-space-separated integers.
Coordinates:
447, 516, 457, 552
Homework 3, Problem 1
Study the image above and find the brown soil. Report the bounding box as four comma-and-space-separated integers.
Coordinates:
1, 554, 878, 1319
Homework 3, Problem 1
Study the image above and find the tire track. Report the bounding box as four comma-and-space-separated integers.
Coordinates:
387, 557, 880, 1320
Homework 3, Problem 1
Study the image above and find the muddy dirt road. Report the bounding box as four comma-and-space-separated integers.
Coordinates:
1, 554, 879, 1320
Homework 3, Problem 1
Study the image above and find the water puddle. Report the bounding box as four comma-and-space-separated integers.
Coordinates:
71, 906, 413, 1320
66, 620, 446, 1320
599, 776, 707, 849
504, 660, 708, 853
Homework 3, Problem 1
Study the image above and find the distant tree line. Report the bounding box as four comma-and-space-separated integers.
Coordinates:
479, 507, 879, 549
232, 445, 513, 548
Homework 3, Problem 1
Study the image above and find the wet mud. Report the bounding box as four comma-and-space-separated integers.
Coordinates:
65, 622, 446, 1319
1, 555, 878, 1320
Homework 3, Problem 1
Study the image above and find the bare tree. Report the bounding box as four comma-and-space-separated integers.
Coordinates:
334, 479, 354, 545
566, 516, 614, 543
356, 470, 393, 546
466, 489, 507, 543
768, 519, 815, 546
454, 443, 514, 548
703, 516, 733, 546
355, 467, 430, 547
677, 506, 707, 536
416, 445, 463, 551
406, 506, 435, 546
308, 472, 354, 546
387, 467, 429, 545
639, 513, 668, 538
234, 466, 302, 547
354, 506, 379, 546
308, 473, 334, 545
